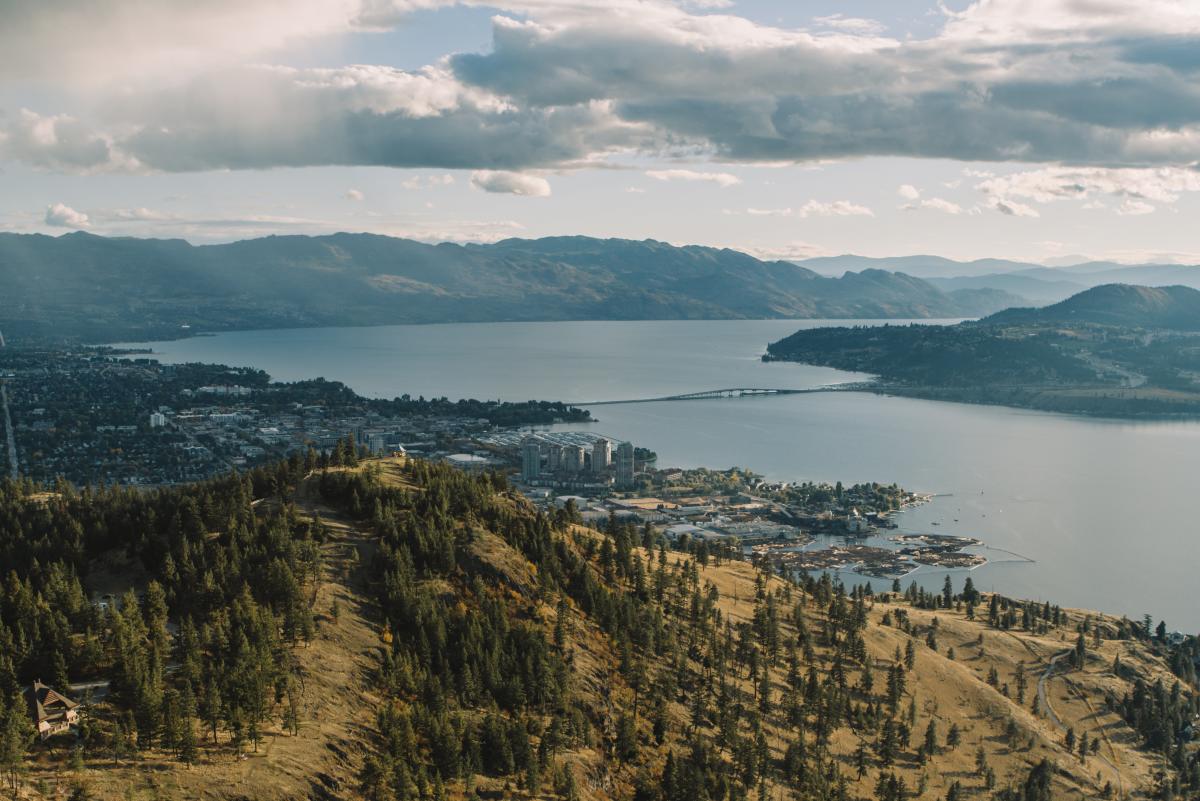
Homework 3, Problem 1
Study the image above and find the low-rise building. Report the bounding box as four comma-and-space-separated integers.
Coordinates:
24, 681, 80, 740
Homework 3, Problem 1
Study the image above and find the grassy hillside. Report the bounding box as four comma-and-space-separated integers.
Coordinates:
3, 457, 1197, 800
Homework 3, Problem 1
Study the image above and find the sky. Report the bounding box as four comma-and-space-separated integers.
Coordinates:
3, 0, 1200, 264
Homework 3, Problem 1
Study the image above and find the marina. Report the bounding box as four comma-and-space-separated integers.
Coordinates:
123, 318, 1200, 627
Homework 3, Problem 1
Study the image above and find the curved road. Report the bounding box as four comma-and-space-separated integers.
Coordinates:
1037, 649, 1071, 729
1037, 648, 1126, 799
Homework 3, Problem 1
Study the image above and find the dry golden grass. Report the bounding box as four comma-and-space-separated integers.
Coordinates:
19, 468, 1176, 801
610, 545, 1173, 801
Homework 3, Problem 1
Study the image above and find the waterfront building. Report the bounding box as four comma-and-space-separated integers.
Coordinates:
616, 441, 635, 488
563, 444, 586, 473
592, 438, 612, 473
547, 444, 563, 471
521, 437, 541, 481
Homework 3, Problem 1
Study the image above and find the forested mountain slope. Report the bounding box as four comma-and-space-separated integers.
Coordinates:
765, 284, 1200, 417
2, 454, 1197, 800
0, 232, 1021, 341
984, 285, 1200, 330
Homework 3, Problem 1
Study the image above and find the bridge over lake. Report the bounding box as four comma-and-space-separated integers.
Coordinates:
577, 385, 868, 406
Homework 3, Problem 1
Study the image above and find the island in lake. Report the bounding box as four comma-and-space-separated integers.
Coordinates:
765, 283, 1200, 417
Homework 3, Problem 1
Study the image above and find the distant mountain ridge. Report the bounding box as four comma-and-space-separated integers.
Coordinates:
799, 254, 1049, 278
984, 284, 1200, 330
0, 232, 1019, 342
802, 253, 1200, 308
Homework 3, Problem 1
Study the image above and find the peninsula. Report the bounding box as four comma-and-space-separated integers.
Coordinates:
765, 284, 1200, 417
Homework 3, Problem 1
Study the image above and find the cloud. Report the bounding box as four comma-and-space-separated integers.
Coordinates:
0, 110, 119, 170
346, 189, 365, 201
811, 14, 885, 36
905, 197, 965, 215
742, 241, 832, 261
976, 166, 1200, 205
973, 165, 1200, 218
7, 0, 1200, 176
450, 3, 1200, 167
646, 169, 741, 187
400, 174, 455, 190
989, 198, 1040, 218
107, 207, 177, 221
796, 200, 873, 218
734, 200, 872, 218
1117, 199, 1156, 216
9, 64, 644, 173
0, 0, 367, 84
470, 170, 551, 196
38, 201, 531, 244
43, 202, 89, 228
897, 184, 921, 201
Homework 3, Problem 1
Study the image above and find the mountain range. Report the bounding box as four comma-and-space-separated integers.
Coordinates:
985, 284, 1200, 330
801, 254, 1200, 306
0, 232, 1018, 342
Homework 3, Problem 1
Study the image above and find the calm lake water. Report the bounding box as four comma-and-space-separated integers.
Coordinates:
122, 320, 1200, 630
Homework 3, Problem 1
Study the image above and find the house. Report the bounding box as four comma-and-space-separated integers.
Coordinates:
24, 680, 80, 740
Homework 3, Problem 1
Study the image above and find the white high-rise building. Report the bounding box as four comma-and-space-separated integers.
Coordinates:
521, 437, 542, 481
592, 438, 612, 473
616, 441, 635, 488
149, 412, 167, 428
563, 445, 586, 473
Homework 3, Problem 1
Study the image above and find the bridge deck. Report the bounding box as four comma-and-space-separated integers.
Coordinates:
577, 385, 866, 406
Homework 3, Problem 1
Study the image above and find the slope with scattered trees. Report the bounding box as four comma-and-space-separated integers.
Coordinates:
3, 453, 1197, 799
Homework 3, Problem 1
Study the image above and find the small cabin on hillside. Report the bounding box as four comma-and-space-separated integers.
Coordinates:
23, 680, 80, 739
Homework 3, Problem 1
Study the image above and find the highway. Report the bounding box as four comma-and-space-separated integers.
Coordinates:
576, 384, 871, 406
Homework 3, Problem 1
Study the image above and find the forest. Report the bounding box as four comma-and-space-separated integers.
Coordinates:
0, 447, 1197, 800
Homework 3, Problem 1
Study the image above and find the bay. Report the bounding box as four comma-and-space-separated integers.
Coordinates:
120, 320, 1200, 629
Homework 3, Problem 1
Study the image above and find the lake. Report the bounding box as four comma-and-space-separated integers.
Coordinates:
121, 320, 1200, 630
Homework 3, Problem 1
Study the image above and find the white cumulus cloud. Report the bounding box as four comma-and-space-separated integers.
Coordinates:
1117, 199, 1156, 216
43, 202, 90, 228
796, 199, 873, 218
646, 169, 741, 187
470, 170, 551, 196
989, 198, 1040, 218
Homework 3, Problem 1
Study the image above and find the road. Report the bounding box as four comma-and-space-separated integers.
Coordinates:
574, 384, 874, 406
0, 329, 16, 480
68, 679, 111, 705
1037, 649, 1071, 730
1037, 648, 1127, 799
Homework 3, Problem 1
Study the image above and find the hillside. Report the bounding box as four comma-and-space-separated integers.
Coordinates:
765, 284, 1200, 417
0, 232, 1019, 341
4, 455, 1198, 800
805, 256, 1200, 308
798, 255, 1043, 279
985, 284, 1200, 330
